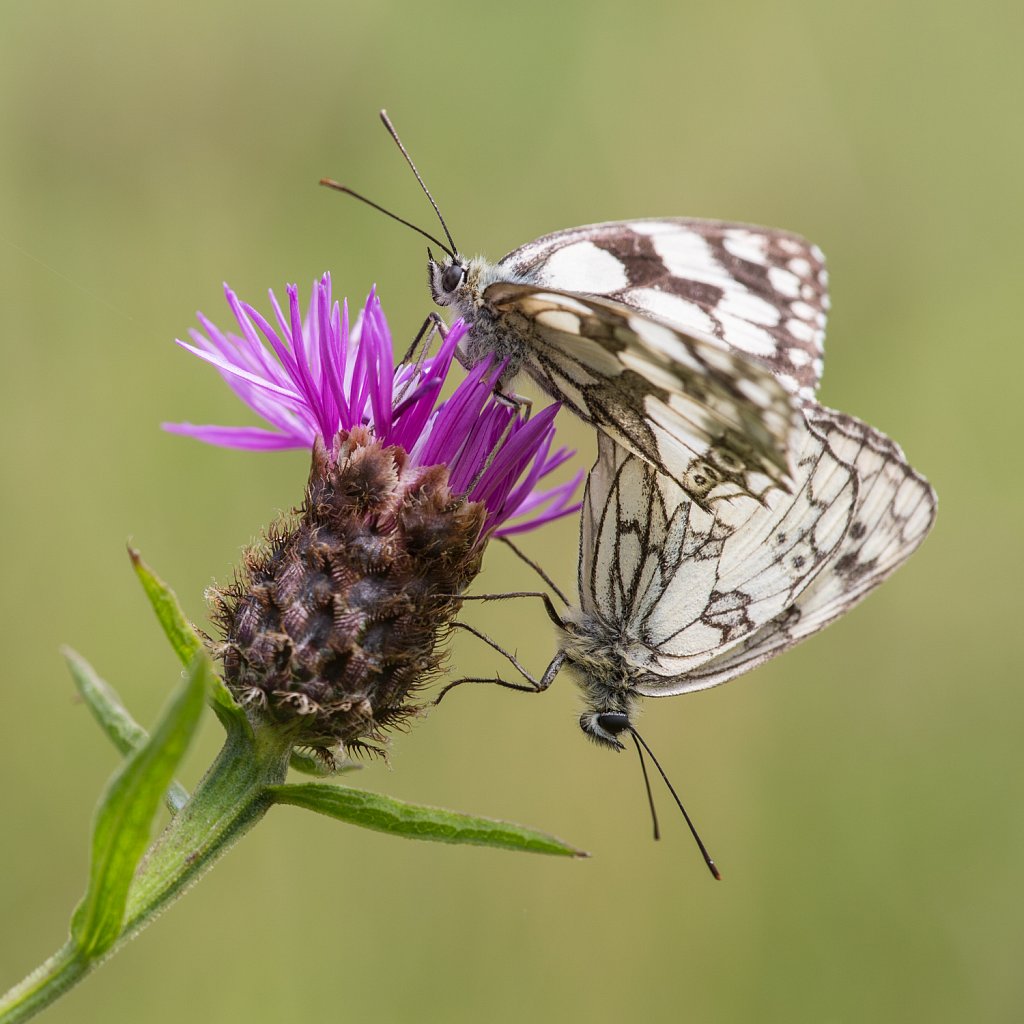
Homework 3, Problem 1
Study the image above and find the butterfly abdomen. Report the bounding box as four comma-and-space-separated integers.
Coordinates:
558, 610, 649, 719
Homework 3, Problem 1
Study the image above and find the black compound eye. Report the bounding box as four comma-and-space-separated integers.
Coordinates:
441, 263, 464, 293
595, 712, 630, 736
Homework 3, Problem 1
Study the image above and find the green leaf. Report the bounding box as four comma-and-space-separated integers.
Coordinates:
129, 546, 247, 730
128, 546, 202, 664
64, 647, 190, 814
266, 783, 588, 858
70, 652, 209, 959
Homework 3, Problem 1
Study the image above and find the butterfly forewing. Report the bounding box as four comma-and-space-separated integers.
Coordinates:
498, 218, 829, 398
631, 406, 936, 696
485, 283, 801, 502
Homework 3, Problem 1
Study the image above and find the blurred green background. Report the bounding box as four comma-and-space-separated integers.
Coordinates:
1, 1, 1020, 1021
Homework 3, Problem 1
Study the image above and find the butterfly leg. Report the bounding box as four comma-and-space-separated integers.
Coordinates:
457, 590, 564, 627
462, 412, 518, 495
433, 621, 566, 705
398, 311, 448, 366
394, 313, 454, 408
495, 391, 533, 422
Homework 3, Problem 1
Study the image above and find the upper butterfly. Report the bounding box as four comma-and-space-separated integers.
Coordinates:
428, 219, 827, 505
324, 112, 827, 505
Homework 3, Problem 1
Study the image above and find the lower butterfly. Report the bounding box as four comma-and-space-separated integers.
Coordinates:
442, 406, 936, 877
566, 412, 935, 727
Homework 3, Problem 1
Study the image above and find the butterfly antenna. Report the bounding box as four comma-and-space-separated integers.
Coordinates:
318, 178, 454, 258
629, 730, 661, 841
379, 109, 459, 256
629, 726, 721, 880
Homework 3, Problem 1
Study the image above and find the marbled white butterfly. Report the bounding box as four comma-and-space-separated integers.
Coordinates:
565, 415, 935, 746
449, 412, 934, 876
325, 113, 833, 505
428, 216, 835, 505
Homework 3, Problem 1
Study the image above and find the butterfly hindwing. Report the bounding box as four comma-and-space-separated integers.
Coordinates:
498, 218, 829, 398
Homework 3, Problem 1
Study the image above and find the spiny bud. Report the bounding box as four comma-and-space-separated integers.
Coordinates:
210, 429, 485, 756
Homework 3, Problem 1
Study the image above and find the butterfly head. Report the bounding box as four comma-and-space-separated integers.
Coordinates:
579, 710, 633, 752
427, 250, 469, 308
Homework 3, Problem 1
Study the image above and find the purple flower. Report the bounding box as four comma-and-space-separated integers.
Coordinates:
166, 274, 584, 755
165, 274, 581, 537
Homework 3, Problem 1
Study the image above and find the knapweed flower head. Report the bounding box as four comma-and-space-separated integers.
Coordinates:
166, 274, 581, 757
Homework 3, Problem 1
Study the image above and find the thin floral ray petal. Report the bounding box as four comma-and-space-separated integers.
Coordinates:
169, 279, 582, 539
162, 423, 306, 450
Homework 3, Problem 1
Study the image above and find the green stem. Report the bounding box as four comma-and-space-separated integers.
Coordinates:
0, 945, 89, 1024
0, 722, 292, 1024
120, 722, 290, 940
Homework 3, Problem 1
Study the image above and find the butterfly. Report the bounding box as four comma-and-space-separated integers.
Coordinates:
553, 408, 932, 872
565, 413, 935, 743
324, 112, 832, 506
427, 220, 828, 505
444, 407, 935, 875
